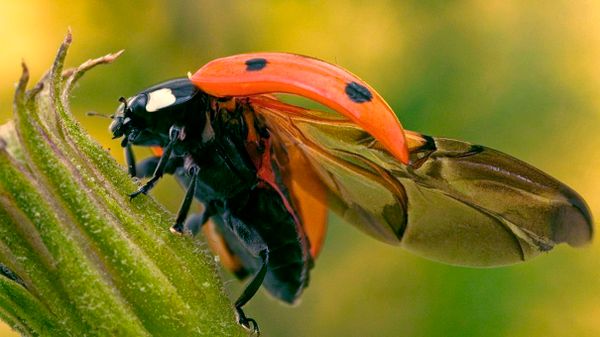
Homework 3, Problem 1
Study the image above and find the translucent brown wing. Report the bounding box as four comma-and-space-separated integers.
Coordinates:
251, 96, 593, 267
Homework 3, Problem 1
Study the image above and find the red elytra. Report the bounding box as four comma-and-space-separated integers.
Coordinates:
190, 52, 410, 165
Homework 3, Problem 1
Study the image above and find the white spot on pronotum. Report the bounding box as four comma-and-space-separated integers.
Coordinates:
146, 88, 176, 112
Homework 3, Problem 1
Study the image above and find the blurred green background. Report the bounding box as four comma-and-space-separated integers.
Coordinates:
2, 1, 600, 336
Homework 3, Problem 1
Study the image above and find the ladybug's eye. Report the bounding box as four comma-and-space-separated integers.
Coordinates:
110, 96, 134, 138
109, 116, 124, 138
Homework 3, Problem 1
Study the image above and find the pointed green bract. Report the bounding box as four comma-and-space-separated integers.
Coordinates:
0, 31, 245, 337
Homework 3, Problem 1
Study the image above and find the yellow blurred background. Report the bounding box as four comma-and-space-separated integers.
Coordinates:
2, 1, 600, 336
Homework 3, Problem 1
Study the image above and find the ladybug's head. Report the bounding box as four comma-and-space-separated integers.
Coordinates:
110, 78, 205, 147
110, 95, 155, 147
109, 97, 131, 138
110, 95, 148, 144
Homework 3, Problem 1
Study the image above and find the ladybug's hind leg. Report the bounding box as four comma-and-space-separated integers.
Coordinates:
234, 249, 268, 335
224, 213, 270, 334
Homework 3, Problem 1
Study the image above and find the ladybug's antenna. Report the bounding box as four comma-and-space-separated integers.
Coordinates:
119, 96, 128, 108
118, 96, 131, 117
86, 111, 113, 119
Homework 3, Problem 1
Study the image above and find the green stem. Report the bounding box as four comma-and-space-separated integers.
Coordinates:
0, 31, 244, 337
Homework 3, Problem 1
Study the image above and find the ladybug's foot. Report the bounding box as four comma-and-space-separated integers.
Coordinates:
235, 306, 260, 336
129, 176, 160, 200
129, 188, 147, 200
169, 222, 184, 235
233, 249, 267, 336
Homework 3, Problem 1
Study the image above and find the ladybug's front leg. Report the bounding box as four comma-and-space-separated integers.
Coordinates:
129, 125, 183, 199
124, 143, 137, 177
128, 149, 202, 235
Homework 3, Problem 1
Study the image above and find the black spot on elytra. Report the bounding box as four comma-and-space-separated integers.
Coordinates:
345, 81, 373, 103
245, 58, 268, 71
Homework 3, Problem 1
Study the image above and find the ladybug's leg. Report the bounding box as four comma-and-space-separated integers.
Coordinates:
134, 156, 160, 178
234, 249, 268, 335
224, 212, 269, 334
124, 143, 137, 177
170, 164, 218, 235
129, 126, 182, 199
179, 202, 216, 236
170, 164, 199, 235
135, 156, 183, 179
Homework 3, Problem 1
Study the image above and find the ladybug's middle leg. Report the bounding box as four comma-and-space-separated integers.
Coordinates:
170, 203, 217, 236
170, 161, 203, 235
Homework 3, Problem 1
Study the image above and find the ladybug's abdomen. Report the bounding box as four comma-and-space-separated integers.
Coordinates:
217, 186, 313, 304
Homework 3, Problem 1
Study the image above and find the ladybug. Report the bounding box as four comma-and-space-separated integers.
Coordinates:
109, 53, 593, 334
